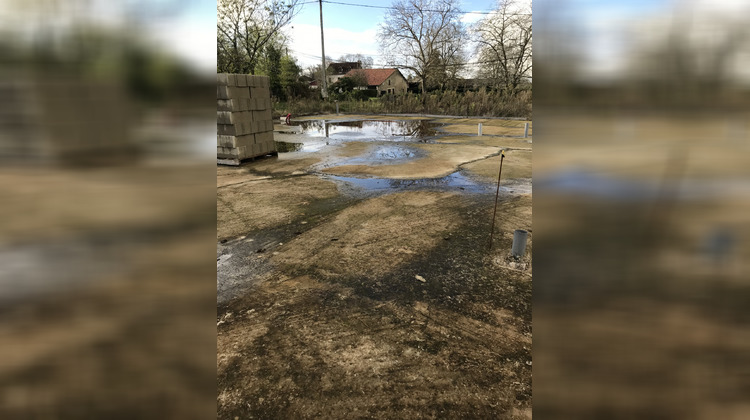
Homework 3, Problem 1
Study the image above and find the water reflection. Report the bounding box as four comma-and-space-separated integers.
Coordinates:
297, 119, 439, 142
274, 141, 303, 153
328, 171, 493, 193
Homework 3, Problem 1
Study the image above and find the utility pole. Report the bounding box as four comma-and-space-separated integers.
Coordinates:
319, 0, 328, 98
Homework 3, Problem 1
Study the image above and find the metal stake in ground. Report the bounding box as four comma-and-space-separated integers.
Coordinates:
488, 150, 505, 250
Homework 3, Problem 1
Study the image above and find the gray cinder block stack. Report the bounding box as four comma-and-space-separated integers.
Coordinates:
217, 73, 276, 165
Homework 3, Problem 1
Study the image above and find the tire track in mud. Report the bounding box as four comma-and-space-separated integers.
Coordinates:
218, 192, 531, 418
219, 276, 529, 419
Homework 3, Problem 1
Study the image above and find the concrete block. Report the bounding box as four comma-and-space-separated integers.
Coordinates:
241, 120, 255, 136
217, 85, 230, 99
216, 111, 232, 125
254, 121, 268, 133
251, 121, 270, 134
217, 158, 240, 166
253, 109, 272, 122
258, 98, 271, 110
229, 86, 250, 99
230, 122, 243, 136
216, 111, 239, 126
254, 131, 274, 144
217, 146, 234, 159
244, 110, 255, 124
251, 87, 270, 99
217, 124, 236, 136
227, 74, 237, 86
217, 73, 229, 86
235, 134, 255, 147
217, 99, 240, 112
236, 74, 248, 87
248, 97, 271, 111
217, 135, 236, 148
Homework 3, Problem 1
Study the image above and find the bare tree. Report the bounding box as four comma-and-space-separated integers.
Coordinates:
428, 21, 467, 90
217, 0, 301, 74
337, 54, 374, 69
475, 0, 532, 95
304, 55, 334, 89
377, 0, 466, 96
346, 69, 371, 88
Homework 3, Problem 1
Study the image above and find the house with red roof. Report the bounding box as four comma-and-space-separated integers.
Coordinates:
344, 68, 408, 96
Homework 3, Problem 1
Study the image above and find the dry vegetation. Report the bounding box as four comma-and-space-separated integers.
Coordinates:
277, 90, 532, 120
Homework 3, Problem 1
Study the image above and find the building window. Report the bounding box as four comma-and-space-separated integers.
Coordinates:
388, 79, 391, 85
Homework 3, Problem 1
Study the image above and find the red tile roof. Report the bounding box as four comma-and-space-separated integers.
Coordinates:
344, 68, 399, 87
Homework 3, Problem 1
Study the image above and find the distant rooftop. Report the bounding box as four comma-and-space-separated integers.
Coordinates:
344, 68, 400, 86
327, 62, 362, 75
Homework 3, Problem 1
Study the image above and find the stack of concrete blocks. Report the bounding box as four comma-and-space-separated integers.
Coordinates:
217, 73, 276, 165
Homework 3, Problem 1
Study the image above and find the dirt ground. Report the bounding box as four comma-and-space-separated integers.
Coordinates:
217, 115, 532, 418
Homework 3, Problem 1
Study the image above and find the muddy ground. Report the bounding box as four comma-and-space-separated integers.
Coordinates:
217, 115, 532, 419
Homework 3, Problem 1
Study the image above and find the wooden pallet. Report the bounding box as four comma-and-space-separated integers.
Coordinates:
217, 151, 278, 166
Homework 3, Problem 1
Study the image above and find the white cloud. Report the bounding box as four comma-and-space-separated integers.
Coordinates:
461, 12, 485, 25
285, 23, 380, 68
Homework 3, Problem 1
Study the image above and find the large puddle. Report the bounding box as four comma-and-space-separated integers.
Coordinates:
296, 119, 440, 142
336, 144, 428, 166
271, 118, 532, 197
325, 172, 531, 195
274, 119, 443, 159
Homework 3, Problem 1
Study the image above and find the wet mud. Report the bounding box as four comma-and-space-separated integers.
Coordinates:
218, 115, 532, 419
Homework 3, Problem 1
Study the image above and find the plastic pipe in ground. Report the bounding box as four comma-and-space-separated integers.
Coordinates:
512, 229, 528, 259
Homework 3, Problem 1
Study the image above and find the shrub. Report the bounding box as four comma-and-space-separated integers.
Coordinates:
274, 88, 531, 119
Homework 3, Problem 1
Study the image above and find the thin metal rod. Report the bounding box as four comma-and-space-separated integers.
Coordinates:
488, 152, 505, 250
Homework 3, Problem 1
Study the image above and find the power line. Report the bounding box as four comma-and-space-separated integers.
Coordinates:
319, 0, 531, 15
289, 48, 527, 69
389, 58, 530, 68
